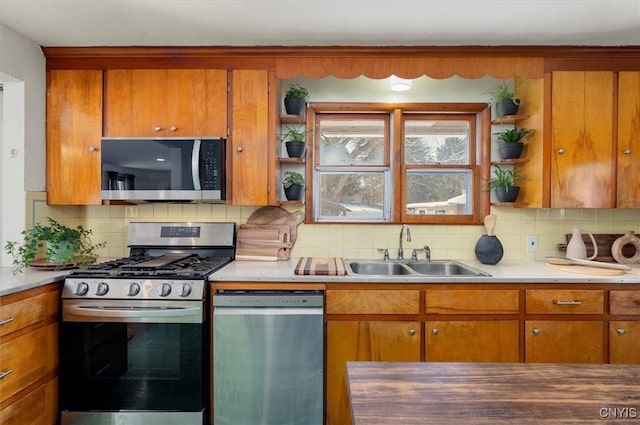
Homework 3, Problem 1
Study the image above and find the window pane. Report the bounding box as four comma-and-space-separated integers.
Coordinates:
406, 170, 472, 215
404, 120, 469, 165
317, 172, 386, 220
318, 118, 385, 165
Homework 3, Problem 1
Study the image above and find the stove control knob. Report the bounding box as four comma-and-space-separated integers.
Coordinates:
95, 282, 109, 296
159, 283, 172, 297
127, 282, 141, 297
180, 283, 192, 297
74, 281, 89, 296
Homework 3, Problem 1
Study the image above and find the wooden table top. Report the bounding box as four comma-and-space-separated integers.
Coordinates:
347, 362, 640, 424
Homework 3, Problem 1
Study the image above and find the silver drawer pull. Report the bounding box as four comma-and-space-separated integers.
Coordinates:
553, 300, 582, 306
0, 369, 13, 379
617, 328, 626, 336
0, 317, 14, 326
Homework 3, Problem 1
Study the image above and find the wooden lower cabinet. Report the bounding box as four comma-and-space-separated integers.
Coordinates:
610, 321, 640, 364
326, 320, 421, 425
525, 320, 603, 363
426, 320, 519, 362
0, 284, 60, 425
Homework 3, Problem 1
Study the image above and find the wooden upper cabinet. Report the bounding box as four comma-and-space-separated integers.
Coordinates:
46, 70, 103, 205
104, 69, 227, 137
617, 71, 640, 208
229, 70, 272, 206
550, 71, 615, 208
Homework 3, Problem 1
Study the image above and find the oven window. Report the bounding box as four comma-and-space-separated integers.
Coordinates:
60, 322, 206, 412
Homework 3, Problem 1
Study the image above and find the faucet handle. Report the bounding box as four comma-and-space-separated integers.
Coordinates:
424, 245, 431, 262
377, 248, 390, 261
411, 248, 424, 260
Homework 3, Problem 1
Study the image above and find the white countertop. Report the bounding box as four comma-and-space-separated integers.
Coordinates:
0, 267, 69, 297
211, 258, 640, 284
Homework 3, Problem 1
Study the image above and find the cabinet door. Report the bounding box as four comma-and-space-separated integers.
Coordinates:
617, 71, 640, 208
610, 321, 640, 364
46, 70, 103, 205
0, 384, 46, 425
426, 320, 519, 362
326, 320, 421, 425
525, 320, 603, 363
229, 70, 271, 205
551, 71, 615, 208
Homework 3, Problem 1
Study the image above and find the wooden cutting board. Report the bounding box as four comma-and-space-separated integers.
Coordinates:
236, 225, 292, 261
295, 257, 347, 276
546, 263, 625, 276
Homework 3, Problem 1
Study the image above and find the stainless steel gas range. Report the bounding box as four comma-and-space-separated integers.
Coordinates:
59, 222, 235, 425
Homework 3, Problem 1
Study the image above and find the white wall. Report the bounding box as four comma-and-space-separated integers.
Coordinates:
0, 23, 46, 266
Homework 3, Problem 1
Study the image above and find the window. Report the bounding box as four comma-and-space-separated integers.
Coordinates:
307, 103, 490, 224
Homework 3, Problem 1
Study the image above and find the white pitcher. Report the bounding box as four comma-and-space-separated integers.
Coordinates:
566, 227, 598, 260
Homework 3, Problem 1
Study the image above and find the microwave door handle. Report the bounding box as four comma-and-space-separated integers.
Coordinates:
192, 139, 201, 190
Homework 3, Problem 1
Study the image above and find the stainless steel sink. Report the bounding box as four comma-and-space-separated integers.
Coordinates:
348, 261, 415, 276
346, 260, 490, 277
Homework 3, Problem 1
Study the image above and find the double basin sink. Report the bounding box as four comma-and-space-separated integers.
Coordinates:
346, 260, 491, 277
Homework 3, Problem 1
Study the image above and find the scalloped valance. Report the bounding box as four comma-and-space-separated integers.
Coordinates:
275, 57, 544, 80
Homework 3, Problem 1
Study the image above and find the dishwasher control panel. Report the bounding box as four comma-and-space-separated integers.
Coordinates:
213, 290, 323, 308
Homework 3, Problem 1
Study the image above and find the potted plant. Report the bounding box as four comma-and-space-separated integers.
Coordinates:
281, 126, 309, 158
487, 166, 521, 202
4, 217, 106, 273
284, 83, 309, 116
495, 128, 534, 159
282, 171, 305, 201
489, 81, 520, 118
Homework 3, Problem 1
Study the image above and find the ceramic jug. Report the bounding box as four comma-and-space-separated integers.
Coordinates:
566, 227, 598, 260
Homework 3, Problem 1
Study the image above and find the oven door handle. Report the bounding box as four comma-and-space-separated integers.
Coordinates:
63, 305, 202, 319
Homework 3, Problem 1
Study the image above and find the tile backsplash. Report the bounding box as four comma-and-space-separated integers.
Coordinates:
26, 192, 640, 262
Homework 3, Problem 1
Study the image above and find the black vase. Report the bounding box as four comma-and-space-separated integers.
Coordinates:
474, 234, 504, 265
284, 97, 306, 115
284, 184, 304, 201
494, 99, 520, 117
498, 142, 524, 159
494, 186, 520, 203
285, 141, 306, 158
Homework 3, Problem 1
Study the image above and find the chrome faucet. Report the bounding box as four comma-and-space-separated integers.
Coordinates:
398, 224, 411, 259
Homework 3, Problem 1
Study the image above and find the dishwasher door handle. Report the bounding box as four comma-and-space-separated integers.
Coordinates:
214, 307, 323, 316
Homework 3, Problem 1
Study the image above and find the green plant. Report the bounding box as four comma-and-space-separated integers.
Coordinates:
4, 217, 106, 273
280, 126, 309, 143
487, 166, 520, 190
496, 128, 534, 143
282, 171, 305, 188
285, 84, 309, 100
489, 80, 518, 102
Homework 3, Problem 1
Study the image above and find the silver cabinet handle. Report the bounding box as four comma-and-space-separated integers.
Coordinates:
236, 146, 243, 152
169, 125, 177, 132
617, 328, 626, 336
408, 329, 416, 336
0, 369, 13, 379
431, 328, 439, 336
557, 148, 565, 155
624, 149, 632, 155
88, 145, 98, 152
553, 300, 582, 306
154, 126, 162, 132
0, 317, 14, 326
532, 328, 541, 336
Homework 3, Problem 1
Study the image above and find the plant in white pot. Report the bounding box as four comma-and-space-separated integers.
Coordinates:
496, 127, 534, 159
282, 171, 305, 201
487, 166, 521, 203
280, 126, 309, 158
283, 84, 309, 116
4, 217, 106, 273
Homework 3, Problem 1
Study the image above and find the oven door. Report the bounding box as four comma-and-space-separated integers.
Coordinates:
60, 299, 208, 424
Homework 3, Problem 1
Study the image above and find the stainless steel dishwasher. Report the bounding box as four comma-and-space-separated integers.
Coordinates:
212, 290, 324, 425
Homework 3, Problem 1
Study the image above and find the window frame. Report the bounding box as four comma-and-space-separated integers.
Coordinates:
305, 102, 491, 225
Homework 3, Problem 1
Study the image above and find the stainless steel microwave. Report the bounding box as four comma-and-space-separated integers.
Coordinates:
101, 137, 225, 202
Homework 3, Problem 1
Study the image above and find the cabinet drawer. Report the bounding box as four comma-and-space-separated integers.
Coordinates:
426, 289, 519, 314
610, 291, 640, 315
326, 290, 420, 314
0, 294, 46, 338
0, 327, 46, 404
0, 384, 45, 425
526, 290, 603, 314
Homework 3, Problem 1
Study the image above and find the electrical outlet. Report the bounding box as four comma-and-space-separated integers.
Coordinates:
527, 235, 538, 253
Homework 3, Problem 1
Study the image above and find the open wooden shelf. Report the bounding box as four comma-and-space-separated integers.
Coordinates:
491, 202, 529, 207
491, 158, 529, 165
279, 114, 305, 124
491, 114, 529, 125
277, 157, 305, 164
277, 200, 304, 206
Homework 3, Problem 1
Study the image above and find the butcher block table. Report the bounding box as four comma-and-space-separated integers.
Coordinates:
347, 362, 640, 424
